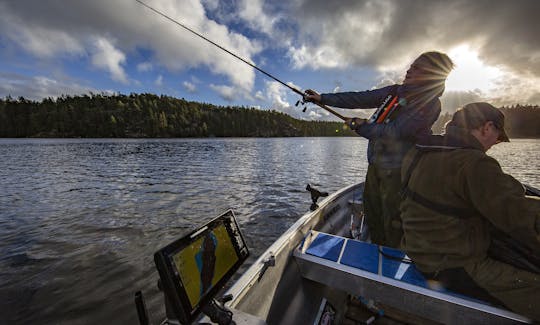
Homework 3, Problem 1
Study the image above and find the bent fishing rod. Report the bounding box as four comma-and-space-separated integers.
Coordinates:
135, 0, 347, 121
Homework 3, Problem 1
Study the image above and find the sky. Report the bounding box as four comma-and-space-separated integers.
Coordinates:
0, 0, 539, 121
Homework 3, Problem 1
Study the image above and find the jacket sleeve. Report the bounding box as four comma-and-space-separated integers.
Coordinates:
320, 85, 397, 109
463, 155, 540, 249
354, 99, 441, 140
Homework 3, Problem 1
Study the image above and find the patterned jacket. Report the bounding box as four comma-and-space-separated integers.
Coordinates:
321, 84, 441, 168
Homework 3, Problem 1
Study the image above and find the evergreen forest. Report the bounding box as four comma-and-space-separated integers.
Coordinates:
0, 93, 538, 138
0, 93, 355, 138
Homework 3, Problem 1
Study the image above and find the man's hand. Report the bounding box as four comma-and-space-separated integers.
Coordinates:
303, 89, 321, 103
345, 117, 367, 130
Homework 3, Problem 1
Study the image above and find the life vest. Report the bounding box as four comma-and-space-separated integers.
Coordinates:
368, 95, 407, 124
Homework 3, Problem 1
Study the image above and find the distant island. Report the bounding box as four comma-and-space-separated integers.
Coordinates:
0, 93, 538, 138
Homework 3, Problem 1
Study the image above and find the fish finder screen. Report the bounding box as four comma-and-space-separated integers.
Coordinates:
154, 210, 248, 323
170, 222, 239, 308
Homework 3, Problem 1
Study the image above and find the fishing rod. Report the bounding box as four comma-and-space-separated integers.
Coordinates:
135, 0, 347, 121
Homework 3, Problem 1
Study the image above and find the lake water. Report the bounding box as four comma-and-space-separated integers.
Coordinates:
1, 138, 538, 324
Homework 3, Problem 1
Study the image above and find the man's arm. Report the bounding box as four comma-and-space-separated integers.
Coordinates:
464, 155, 540, 250
319, 85, 398, 109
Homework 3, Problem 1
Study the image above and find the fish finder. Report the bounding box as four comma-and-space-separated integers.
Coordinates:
137, 209, 249, 325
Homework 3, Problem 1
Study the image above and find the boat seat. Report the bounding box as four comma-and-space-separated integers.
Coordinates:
293, 231, 531, 324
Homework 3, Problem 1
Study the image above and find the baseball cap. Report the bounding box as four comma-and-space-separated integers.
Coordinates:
450, 102, 509, 142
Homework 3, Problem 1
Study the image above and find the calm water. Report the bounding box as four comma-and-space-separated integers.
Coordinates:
0, 138, 538, 324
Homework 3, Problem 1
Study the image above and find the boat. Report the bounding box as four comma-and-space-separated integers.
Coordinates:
136, 182, 539, 324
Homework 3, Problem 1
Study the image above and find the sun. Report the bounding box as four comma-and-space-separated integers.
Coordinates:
445, 45, 502, 93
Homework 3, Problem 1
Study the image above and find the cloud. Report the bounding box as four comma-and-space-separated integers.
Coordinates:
262, 80, 345, 119
91, 36, 128, 84
202, 0, 284, 41
209, 81, 264, 102
0, 0, 261, 94
308, 110, 323, 119
289, 0, 540, 77
254, 90, 265, 101
135, 0, 262, 94
287, 0, 395, 70
210, 84, 236, 101
0, 2, 85, 58
284, 0, 540, 106
483, 73, 540, 107
0, 0, 538, 107
155, 75, 163, 86
0, 72, 97, 100
201, 0, 219, 11
237, 0, 280, 36
440, 69, 540, 111
183, 81, 197, 93
288, 44, 346, 70
440, 90, 483, 113
265, 81, 291, 111
137, 62, 153, 72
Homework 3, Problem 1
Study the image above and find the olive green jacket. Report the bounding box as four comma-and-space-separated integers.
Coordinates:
400, 128, 540, 273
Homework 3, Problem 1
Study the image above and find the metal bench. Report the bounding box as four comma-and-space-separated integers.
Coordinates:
293, 231, 530, 324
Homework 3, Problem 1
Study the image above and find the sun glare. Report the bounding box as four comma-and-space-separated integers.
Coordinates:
446, 45, 502, 93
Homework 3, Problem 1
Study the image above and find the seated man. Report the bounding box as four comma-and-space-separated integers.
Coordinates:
399, 102, 540, 320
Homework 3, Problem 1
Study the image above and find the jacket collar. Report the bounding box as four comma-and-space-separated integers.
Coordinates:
416, 125, 484, 151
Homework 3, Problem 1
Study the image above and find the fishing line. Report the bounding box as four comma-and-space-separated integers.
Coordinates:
135, 0, 347, 121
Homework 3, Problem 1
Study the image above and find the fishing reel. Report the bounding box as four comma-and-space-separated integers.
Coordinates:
295, 96, 309, 113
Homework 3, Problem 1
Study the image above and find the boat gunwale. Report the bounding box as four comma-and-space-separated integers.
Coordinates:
226, 182, 361, 307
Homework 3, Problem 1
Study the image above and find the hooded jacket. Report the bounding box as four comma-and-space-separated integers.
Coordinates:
399, 126, 540, 273
321, 84, 441, 169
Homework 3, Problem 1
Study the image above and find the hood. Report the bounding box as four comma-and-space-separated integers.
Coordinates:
416, 125, 484, 151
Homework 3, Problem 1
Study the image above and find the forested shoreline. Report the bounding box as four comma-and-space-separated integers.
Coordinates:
0, 93, 355, 138
0, 93, 538, 138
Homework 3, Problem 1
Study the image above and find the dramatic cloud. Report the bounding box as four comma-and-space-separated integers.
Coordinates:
0, 0, 538, 109
289, 0, 540, 75
0, 0, 261, 95
287, 0, 540, 108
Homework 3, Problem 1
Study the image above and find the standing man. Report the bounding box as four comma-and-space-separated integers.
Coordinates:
305, 51, 454, 248
400, 102, 540, 320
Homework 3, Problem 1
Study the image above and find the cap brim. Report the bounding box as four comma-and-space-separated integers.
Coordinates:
498, 128, 510, 142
